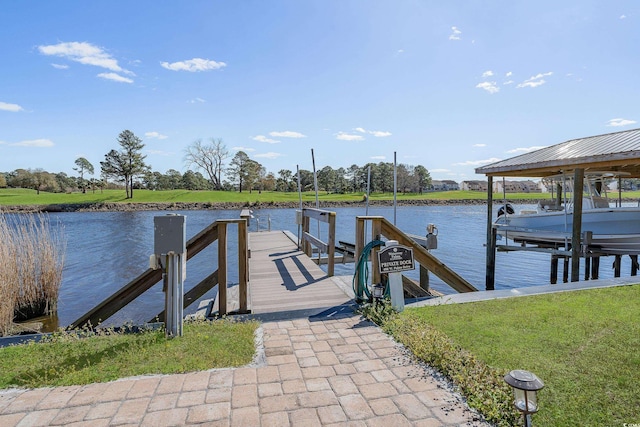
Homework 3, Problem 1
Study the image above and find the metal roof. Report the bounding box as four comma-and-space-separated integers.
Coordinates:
475, 128, 640, 177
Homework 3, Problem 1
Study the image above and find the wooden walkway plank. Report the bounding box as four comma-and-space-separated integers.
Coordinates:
248, 231, 352, 314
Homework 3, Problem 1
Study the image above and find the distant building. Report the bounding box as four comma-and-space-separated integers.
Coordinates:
430, 180, 460, 191
461, 180, 488, 191
492, 179, 541, 193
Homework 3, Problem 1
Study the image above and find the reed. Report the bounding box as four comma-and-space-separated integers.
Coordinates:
0, 211, 66, 335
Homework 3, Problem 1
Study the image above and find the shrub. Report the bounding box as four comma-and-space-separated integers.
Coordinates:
383, 313, 521, 426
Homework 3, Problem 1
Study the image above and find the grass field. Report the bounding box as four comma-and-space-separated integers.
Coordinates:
395, 285, 640, 426
0, 319, 258, 389
0, 187, 617, 207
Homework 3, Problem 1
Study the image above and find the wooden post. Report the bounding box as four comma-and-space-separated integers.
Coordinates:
238, 219, 249, 313
556, 183, 562, 209
371, 218, 382, 286
614, 255, 622, 277
550, 255, 559, 284
354, 217, 365, 301
563, 256, 569, 283
326, 212, 336, 277
584, 256, 591, 281
591, 256, 600, 279
302, 211, 311, 257
419, 264, 430, 292
571, 168, 584, 282
583, 231, 592, 281
631, 255, 639, 276
485, 176, 496, 290
217, 223, 227, 315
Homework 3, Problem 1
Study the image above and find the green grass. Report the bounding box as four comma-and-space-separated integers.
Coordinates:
0, 188, 587, 207
0, 319, 258, 388
391, 286, 640, 426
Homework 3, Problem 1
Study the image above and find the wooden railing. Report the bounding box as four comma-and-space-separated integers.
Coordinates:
70, 219, 249, 329
355, 216, 477, 293
301, 208, 336, 276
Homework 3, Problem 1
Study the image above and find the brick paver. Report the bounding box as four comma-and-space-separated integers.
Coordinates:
0, 311, 488, 426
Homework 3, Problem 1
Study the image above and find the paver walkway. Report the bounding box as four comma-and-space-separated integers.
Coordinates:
0, 310, 488, 426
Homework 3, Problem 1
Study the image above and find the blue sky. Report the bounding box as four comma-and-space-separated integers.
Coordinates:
1, 1, 639, 182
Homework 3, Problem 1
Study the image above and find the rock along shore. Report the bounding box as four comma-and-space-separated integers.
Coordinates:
0, 198, 558, 213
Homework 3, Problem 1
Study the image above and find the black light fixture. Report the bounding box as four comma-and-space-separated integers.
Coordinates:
504, 370, 544, 427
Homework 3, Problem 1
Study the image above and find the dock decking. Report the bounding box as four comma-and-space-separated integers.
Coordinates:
248, 231, 352, 314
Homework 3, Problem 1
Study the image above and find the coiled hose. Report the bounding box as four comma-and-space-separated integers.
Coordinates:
352, 239, 386, 303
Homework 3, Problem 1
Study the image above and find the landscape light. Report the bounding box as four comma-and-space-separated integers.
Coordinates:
504, 369, 544, 427
372, 283, 385, 300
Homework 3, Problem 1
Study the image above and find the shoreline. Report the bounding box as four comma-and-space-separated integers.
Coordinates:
0, 198, 604, 213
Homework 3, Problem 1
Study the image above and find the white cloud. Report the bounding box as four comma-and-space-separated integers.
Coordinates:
607, 118, 637, 127
253, 135, 280, 144
430, 168, 451, 173
11, 139, 54, 147
369, 130, 392, 137
506, 146, 547, 154
161, 58, 226, 72
145, 131, 168, 140
473, 143, 486, 147
353, 127, 392, 137
506, 71, 513, 77
397, 49, 404, 54
254, 152, 282, 159
97, 72, 133, 83
517, 72, 553, 88
0, 101, 24, 112
620, 15, 627, 19
371, 155, 386, 160
232, 146, 255, 152
336, 132, 365, 141
449, 26, 462, 41
188, 97, 206, 104
476, 81, 499, 94
453, 157, 501, 166
51, 63, 69, 69
269, 131, 306, 138
503, 80, 514, 85
482, 70, 494, 78
38, 41, 133, 75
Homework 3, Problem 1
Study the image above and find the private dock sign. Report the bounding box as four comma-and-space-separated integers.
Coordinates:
377, 245, 415, 273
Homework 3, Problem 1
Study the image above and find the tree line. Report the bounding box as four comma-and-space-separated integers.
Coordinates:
1, 130, 433, 197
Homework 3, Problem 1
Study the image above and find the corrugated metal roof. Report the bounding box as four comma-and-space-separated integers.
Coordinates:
476, 128, 640, 177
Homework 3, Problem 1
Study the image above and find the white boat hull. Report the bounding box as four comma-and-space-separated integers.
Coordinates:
495, 207, 640, 254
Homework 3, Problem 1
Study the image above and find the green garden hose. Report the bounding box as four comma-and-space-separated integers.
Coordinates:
352, 239, 386, 303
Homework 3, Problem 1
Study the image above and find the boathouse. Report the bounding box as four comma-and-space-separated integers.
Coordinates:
476, 127, 640, 290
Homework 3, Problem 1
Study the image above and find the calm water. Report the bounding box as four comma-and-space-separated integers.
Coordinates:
44, 204, 634, 327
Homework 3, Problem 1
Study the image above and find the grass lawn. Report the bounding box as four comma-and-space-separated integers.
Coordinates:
395, 285, 640, 426
0, 187, 584, 207
0, 319, 258, 389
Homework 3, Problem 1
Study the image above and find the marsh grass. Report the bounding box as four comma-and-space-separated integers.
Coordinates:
0, 318, 258, 388
0, 211, 66, 335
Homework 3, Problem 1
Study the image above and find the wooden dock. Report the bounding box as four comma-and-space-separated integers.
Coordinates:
248, 231, 352, 314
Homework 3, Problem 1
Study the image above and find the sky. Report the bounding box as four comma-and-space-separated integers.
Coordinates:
1, 1, 639, 182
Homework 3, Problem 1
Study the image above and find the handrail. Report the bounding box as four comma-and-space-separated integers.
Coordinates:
355, 216, 477, 293
70, 218, 249, 329
301, 208, 336, 276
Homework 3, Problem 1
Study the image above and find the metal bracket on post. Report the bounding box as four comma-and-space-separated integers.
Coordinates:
153, 215, 186, 338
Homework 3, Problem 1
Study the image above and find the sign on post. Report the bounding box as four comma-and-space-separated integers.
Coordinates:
377, 245, 415, 274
